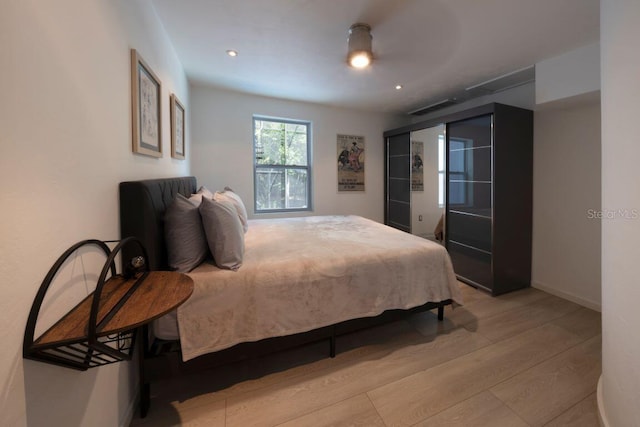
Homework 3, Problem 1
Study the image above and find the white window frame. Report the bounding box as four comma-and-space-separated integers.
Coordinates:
253, 116, 312, 213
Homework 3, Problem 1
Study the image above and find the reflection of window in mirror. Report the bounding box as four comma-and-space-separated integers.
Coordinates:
409, 124, 445, 242
449, 137, 473, 206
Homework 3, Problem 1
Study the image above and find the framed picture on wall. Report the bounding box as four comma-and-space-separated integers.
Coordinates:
411, 140, 424, 191
337, 134, 365, 191
170, 94, 186, 159
131, 49, 162, 157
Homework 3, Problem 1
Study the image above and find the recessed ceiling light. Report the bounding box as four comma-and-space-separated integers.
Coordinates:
395, 85, 403, 90
226, 50, 238, 57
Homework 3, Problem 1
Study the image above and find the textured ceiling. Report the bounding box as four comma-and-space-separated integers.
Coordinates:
152, 0, 599, 114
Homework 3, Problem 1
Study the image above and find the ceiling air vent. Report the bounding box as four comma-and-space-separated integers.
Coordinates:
408, 99, 458, 116
465, 65, 535, 97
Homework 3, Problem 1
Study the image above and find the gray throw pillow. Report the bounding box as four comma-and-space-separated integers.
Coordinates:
164, 193, 208, 272
199, 197, 245, 271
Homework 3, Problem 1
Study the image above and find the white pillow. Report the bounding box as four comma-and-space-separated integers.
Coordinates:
214, 188, 249, 233
188, 193, 204, 207
199, 197, 244, 271
189, 185, 215, 207
196, 185, 214, 199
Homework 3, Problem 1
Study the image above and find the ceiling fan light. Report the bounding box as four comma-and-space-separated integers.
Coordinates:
349, 51, 372, 68
347, 23, 372, 68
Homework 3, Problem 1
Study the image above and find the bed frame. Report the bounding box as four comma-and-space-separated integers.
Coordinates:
119, 176, 452, 417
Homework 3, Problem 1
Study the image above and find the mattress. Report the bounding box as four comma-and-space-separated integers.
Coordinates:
157, 215, 462, 361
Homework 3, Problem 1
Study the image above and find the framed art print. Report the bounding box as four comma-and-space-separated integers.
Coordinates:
170, 94, 185, 159
411, 140, 424, 191
131, 49, 162, 157
337, 134, 365, 191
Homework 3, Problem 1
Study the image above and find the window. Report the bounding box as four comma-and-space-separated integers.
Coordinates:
438, 134, 445, 207
253, 116, 311, 212
448, 137, 471, 206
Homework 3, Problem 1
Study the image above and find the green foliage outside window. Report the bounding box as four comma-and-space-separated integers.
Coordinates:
254, 118, 311, 211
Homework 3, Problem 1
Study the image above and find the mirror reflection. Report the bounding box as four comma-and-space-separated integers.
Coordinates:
410, 124, 445, 242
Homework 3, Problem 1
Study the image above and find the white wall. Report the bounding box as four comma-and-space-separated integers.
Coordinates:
536, 42, 600, 105
0, 1, 189, 426
530, 43, 603, 311
599, 0, 640, 425
531, 100, 602, 310
190, 85, 405, 222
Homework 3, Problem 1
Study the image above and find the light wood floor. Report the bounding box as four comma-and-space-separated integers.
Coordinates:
130, 282, 601, 427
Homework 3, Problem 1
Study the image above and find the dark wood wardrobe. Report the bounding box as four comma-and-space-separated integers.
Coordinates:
384, 103, 533, 295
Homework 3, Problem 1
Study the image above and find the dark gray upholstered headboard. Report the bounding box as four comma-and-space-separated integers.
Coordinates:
119, 176, 197, 271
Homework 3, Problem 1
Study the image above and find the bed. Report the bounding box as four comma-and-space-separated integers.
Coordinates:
119, 176, 462, 415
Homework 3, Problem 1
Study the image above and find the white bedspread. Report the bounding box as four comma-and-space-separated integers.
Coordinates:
176, 215, 462, 361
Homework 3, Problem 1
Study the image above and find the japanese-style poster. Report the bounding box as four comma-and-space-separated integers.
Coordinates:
412, 140, 424, 191
337, 134, 365, 192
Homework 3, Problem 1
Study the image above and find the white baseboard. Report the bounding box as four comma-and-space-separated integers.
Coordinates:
530, 280, 601, 312
597, 375, 610, 427
121, 385, 139, 427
